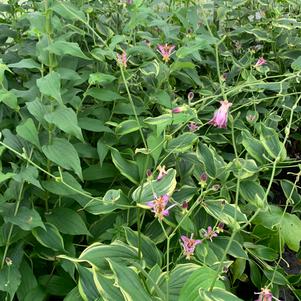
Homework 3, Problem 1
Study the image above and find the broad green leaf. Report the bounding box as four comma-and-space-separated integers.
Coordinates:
13, 166, 43, 189
64, 287, 83, 301
203, 199, 247, 230
166, 264, 202, 301
107, 259, 153, 301
213, 237, 248, 259
124, 227, 162, 267
147, 133, 163, 164
231, 158, 259, 179
48, 40, 90, 60
97, 140, 109, 166
241, 131, 266, 164
92, 268, 124, 301
253, 205, 301, 252
83, 163, 118, 181
179, 267, 225, 301
0, 265, 21, 300
84, 189, 131, 215
42, 138, 82, 180
8, 58, 40, 69
78, 117, 114, 133
24, 286, 46, 301
116, 120, 140, 136
44, 105, 83, 141
4, 207, 45, 231
88, 72, 116, 85
244, 242, 277, 261
259, 123, 287, 161
240, 181, 266, 208
0, 89, 19, 110
52, 2, 86, 21
0, 171, 15, 184
111, 148, 139, 184
166, 132, 198, 153
291, 56, 301, 70
132, 169, 176, 203
263, 269, 288, 285
197, 143, 216, 178
46, 207, 90, 235
16, 118, 40, 148
39, 274, 75, 296
37, 71, 62, 104
281, 179, 301, 204
78, 266, 100, 301
79, 241, 139, 269
32, 222, 65, 251
85, 88, 124, 102
199, 287, 244, 301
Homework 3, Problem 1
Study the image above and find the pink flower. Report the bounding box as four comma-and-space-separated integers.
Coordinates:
188, 122, 199, 132
117, 51, 127, 68
181, 234, 202, 259
157, 44, 175, 62
203, 226, 218, 242
171, 107, 182, 113
157, 165, 167, 181
254, 57, 266, 67
209, 100, 232, 128
146, 194, 170, 220
254, 288, 273, 301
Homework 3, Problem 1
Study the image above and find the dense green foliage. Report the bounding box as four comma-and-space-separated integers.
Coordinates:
0, 0, 301, 300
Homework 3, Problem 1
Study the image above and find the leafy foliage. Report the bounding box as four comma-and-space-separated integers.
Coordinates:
0, 0, 301, 300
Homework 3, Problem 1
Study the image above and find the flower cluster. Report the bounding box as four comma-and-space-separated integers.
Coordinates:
117, 51, 127, 68
254, 288, 277, 301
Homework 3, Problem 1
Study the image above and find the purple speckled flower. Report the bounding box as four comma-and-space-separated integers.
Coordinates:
146, 194, 170, 220
203, 226, 218, 242
254, 57, 266, 67
209, 100, 232, 128
181, 234, 202, 259
188, 122, 199, 132
254, 288, 273, 301
157, 44, 175, 62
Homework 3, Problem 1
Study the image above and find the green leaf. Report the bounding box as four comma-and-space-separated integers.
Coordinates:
147, 133, 163, 164
64, 287, 83, 301
291, 56, 301, 70
240, 181, 266, 208
16, 118, 40, 148
263, 269, 288, 285
42, 138, 82, 180
85, 87, 124, 102
0, 89, 19, 110
179, 267, 225, 301
203, 199, 247, 230
78, 266, 100, 301
48, 40, 90, 60
132, 169, 177, 203
166, 133, 198, 153
197, 143, 216, 178
4, 207, 45, 231
259, 123, 287, 161
88, 72, 116, 85
79, 241, 139, 269
0, 171, 15, 184
32, 222, 65, 251
167, 264, 202, 301
83, 163, 118, 181
116, 120, 140, 136
244, 242, 278, 261
213, 237, 248, 259
0, 265, 21, 300
241, 131, 267, 164
84, 189, 131, 215
199, 287, 244, 301
253, 205, 301, 252
13, 166, 43, 189
107, 259, 152, 301
111, 148, 139, 184
8, 58, 40, 69
37, 71, 62, 104
124, 227, 162, 267
231, 158, 259, 179
97, 140, 109, 166
46, 207, 90, 235
52, 2, 86, 21
44, 105, 84, 141
78, 117, 114, 133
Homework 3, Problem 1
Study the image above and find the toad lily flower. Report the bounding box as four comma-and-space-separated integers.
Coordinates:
203, 226, 218, 242
209, 100, 232, 128
157, 44, 175, 62
254, 288, 277, 301
181, 234, 202, 259
146, 194, 170, 220
254, 57, 266, 67
117, 51, 127, 68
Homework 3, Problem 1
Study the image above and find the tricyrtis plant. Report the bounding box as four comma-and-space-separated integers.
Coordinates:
0, 0, 301, 300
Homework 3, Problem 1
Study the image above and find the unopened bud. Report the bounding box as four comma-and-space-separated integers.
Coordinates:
188, 92, 194, 102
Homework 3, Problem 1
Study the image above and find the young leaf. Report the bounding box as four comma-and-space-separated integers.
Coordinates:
42, 138, 82, 180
